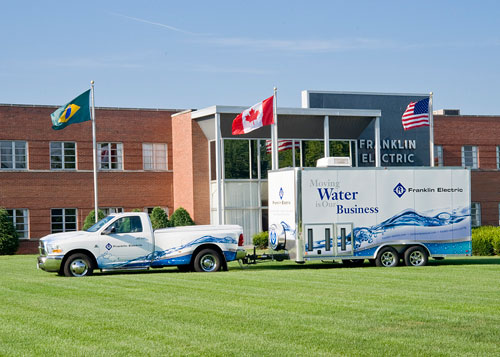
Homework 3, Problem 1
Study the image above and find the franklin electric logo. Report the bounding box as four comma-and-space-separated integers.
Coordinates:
394, 183, 406, 198
279, 187, 284, 200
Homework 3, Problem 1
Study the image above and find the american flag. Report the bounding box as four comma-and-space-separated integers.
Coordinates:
265, 140, 300, 153
401, 98, 430, 130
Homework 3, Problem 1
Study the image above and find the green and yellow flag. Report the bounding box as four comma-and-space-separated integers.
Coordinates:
51, 90, 91, 130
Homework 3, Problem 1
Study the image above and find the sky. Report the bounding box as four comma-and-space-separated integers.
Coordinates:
1, 0, 499, 114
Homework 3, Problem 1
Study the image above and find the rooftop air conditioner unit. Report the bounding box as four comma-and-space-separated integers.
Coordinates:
316, 157, 352, 168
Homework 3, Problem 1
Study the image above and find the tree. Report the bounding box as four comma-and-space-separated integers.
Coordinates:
83, 209, 106, 231
0, 208, 19, 255
170, 207, 195, 227
150, 207, 169, 230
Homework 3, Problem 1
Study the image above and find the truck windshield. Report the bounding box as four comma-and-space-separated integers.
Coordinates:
87, 216, 115, 232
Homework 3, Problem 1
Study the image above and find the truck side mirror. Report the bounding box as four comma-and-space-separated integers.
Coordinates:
102, 226, 116, 235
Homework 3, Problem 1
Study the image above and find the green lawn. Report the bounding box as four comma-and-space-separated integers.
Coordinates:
1, 255, 499, 356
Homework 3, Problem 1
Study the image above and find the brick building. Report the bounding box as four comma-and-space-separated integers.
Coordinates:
434, 111, 500, 226
3, 92, 500, 255
0, 104, 180, 253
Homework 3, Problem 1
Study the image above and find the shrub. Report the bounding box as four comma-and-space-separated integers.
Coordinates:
83, 209, 106, 231
253, 231, 269, 249
170, 207, 195, 227
0, 208, 19, 255
491, 234, 500, 255
131, 208, 142, 213
471, 226, 498, 256
150, 207, 169, 230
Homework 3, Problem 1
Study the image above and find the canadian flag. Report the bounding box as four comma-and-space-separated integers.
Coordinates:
232, 95, 274, 135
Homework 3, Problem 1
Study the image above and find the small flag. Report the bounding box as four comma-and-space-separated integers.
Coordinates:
402, 98, 430, 130
232, 96, 274, 135
51, 90, 91, 130
265, 140, 300, 153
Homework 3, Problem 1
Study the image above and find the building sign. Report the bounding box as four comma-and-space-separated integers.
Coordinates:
304, 91, 430, 167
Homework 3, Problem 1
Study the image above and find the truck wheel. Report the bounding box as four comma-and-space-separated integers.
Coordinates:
63, 253, 93, 277
376, 247, 399, 267
193, 249, 221, 272
404, 246, 428, 267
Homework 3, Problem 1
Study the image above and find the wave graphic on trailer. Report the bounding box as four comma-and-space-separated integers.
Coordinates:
306, 207, 470, 251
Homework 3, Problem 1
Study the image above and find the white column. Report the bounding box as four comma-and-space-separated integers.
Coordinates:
323, 115, 330, 157
429, 92, 435, 167
215, 113, 223, 224
271, 88, 279, 170
374, 116, 381, 167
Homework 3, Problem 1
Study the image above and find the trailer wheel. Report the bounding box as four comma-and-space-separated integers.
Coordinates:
63, 253, 93, 277
404, 246, 428, 267
376, 247, 399, 267
193, 249, 221, 272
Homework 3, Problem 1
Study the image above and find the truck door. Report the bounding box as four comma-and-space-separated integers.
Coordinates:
100, 216, 153, 268
335, 223, 353, 256
304, 224, 334, 257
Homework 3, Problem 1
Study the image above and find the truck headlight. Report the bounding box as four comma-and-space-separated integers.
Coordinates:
46, 244, 63, 254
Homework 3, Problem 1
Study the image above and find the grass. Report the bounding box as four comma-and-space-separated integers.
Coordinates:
1, 255, 500, 356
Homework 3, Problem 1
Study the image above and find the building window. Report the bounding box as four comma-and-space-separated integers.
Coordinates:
1, 141, 27, 169
50, 142, 76, 170
143, 143, 167, 170
51, 208, 77, 233
98, 143, 123, 170
435, 145, 443, 167
461, 146, 478, 169
496, 147, 500, 170
471, 202, 481, 227
101, 207, 123, 216
6, 209, 29, 239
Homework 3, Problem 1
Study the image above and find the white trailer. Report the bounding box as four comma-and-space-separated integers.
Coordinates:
268, 167, 471, 267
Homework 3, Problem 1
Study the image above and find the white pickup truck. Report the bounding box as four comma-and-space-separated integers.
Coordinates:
37, 212, 245, 277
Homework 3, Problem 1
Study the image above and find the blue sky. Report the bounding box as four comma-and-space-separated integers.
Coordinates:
1, 0, 499, 114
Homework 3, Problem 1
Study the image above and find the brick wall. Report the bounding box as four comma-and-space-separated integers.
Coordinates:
0, 104, 179, 253
435, 114, 500, 225
172, 111, 210, 224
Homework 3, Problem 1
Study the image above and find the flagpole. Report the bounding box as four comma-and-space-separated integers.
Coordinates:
271, 87, 278, 170
90, 81, 99, 222
429, 92, 434, 167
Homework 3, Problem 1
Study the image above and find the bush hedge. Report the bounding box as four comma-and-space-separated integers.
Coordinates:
472, 226, 500, 255
252, 231, 268, 249
150, 207, 169, 229
83, 210, 106, 231
170, 207, 195, 227
0, 208, 19, 255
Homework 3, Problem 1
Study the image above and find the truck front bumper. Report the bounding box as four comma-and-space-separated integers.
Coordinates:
37, 255, 64, 272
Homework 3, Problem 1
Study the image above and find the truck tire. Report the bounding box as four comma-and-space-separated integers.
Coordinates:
63, 253, 94, 277
193, 249, 221, 272
404, 246, 428, 267
375, 247, 399, 267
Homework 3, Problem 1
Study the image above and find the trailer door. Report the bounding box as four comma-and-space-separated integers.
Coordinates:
304, 224, 334, 257
335, 223, 353, 255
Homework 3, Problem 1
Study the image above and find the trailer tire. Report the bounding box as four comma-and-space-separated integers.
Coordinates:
63, 253, 93, 277
404, 246, 428, 267
375, 247, 399, 268
193, 249, 221, 272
